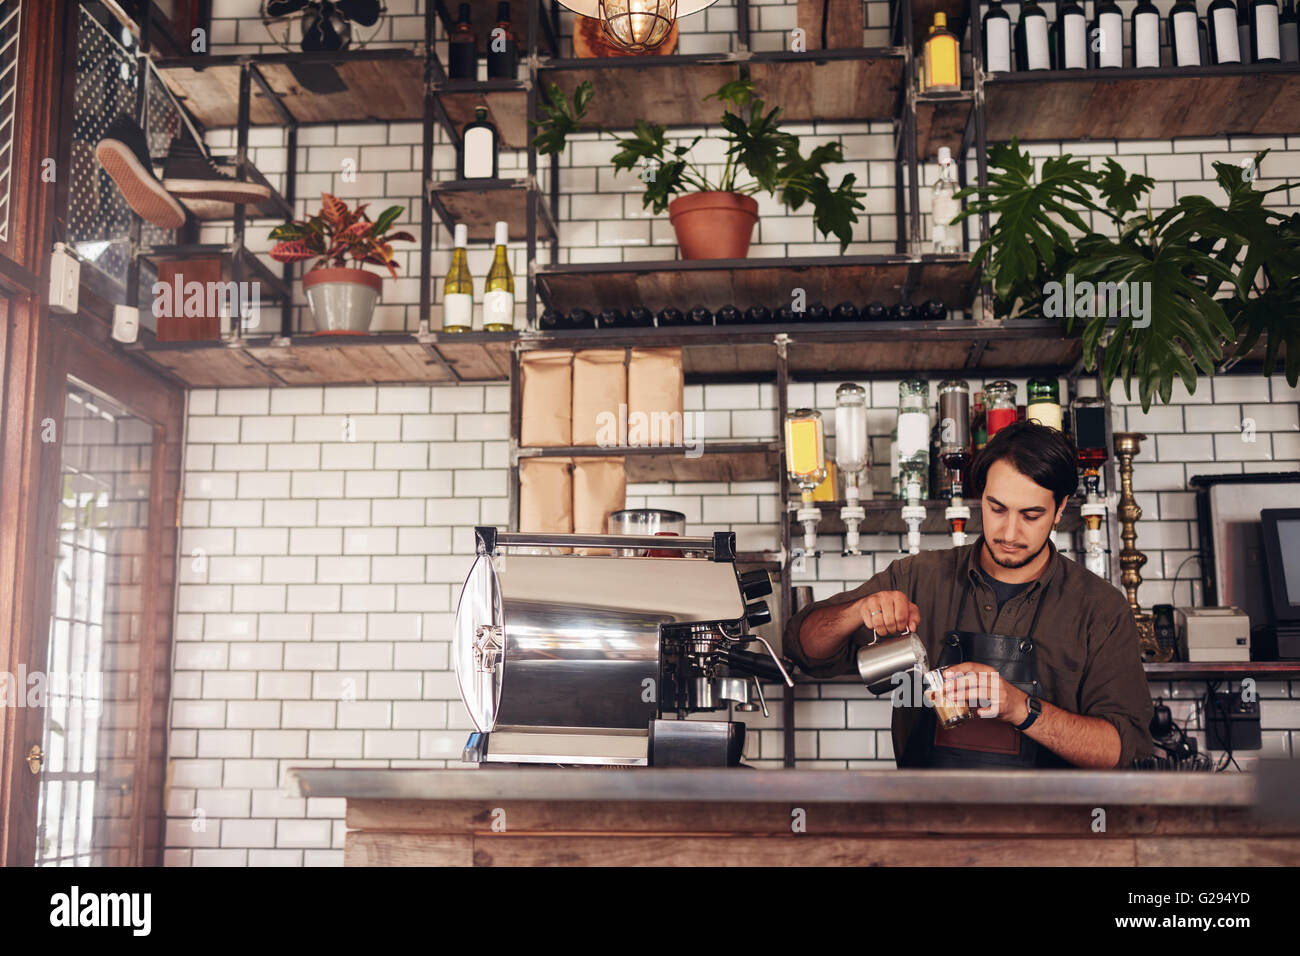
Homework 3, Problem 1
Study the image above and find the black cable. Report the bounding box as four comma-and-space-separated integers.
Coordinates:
1169, 553, 1202, 608
821, 0, 830, 49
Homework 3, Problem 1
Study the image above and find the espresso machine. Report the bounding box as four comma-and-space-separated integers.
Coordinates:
454, 527, 792, 767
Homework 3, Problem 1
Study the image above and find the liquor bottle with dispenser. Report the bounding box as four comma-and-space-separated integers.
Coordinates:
897, 379, 931, 554
786, 409, 827, 557
483, 221, 514, 331
985, 380, 1018, 438
1026, 378, 1063, 430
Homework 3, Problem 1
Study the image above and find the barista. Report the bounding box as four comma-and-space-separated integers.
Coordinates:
784, 421, 1154, 769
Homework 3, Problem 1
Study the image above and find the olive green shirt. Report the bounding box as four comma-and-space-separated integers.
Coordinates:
783, 538, 1155, 768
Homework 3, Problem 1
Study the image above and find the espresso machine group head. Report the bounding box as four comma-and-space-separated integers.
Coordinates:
453, 527, 792, 768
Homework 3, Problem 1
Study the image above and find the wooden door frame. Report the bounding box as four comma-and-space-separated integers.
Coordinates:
0, 0, 186, 867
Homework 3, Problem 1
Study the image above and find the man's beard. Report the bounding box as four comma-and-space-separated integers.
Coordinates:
984, 535, 1050, 569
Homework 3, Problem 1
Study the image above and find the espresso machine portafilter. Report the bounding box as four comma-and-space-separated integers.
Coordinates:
454, 527, 793, 767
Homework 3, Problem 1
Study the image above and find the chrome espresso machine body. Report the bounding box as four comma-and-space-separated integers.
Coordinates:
454, 527, 791, 767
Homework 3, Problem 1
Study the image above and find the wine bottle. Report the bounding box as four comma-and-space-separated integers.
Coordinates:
1171, 0, 1203, 66
1208, 0, 1244, 62
1091, 0, 1125, 68
920, 299, 949, 321
716, 303, 743, 325
596, 307, 625, 329
1239, 0, 1255, 61
627, 305, 654, 327
983, 0, 1013, 73
1200, 13, 1212, 62
538, 308, 567, 331
832, 301, 859, 322
1133, 0, 1162, 66
863, 300, 887, 321
657, 306, 685, 326
806, 301, 830, 323
687, 304, 714, 326
931, 146, 961, 254
567, 307, 595, 329
486, 2, 519, 79
774, 304, 797, 324
442, 223, 473, 333
1016, 0, 1052, 70
889, 301, 916, 321
1055, 0, 1089, 69
1282, 0, 1299, 61
483, 221, 514, 331
746, 304, 772, 324
1253, 0, 1282, 59
448, 2, 478, 80
459, 107, 499, 180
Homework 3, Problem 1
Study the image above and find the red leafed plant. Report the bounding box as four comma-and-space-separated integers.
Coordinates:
269, 193, 415, 277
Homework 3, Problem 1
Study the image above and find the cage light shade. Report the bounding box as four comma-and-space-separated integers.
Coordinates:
557, 0, 720, 52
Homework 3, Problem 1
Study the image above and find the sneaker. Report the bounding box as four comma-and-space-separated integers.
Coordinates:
338, 0, 382, 27
161, 137, 273, 205
95, 115, 186, 230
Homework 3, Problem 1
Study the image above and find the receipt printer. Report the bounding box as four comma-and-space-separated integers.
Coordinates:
1175, 607, 1251, 662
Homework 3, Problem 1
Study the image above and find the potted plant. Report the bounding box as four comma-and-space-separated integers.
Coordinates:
954, 141, 1299, 410
530, 79, 866, 258
268, 193, 414, 334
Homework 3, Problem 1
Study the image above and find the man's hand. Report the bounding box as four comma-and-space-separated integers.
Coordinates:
856, 591, 921, 638
941, 662, 1029, 724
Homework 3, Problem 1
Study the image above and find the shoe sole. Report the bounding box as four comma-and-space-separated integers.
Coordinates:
95, 140, 187, 230
162, 178, 273, 204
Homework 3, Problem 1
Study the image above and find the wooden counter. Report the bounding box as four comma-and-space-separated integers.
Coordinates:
287, 766, 1300, 867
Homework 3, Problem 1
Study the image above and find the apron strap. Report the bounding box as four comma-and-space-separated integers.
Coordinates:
959, 543, 1049, 642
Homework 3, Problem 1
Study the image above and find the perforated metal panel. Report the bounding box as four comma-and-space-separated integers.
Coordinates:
0, 1, 22, 242
69, 6, 181, 299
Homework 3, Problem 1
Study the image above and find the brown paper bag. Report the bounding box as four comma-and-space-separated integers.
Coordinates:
520, 350, 573, 447
519, 458, 573, 551
627, 347, 684, 447
572, 457, 626, 555
571, 349, 627, 446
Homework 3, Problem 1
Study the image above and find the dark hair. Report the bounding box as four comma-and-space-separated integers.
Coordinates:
970, 420, 1079, 508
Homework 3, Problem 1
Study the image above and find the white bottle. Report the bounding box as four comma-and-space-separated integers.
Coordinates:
931, 147, 961, 255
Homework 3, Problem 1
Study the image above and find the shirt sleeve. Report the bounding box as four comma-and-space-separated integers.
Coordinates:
783, 560, 908, 679
1077, 599, 1156, 768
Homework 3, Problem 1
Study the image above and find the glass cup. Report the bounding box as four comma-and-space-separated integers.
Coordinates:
924, 666, 974, 728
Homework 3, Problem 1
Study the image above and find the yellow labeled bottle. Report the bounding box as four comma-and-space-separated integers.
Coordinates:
442, 222, 473, 333
923, 13, 961, 92
483, 220, 514, 332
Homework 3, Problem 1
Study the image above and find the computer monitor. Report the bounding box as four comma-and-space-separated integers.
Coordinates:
1260, 509, 1300, 627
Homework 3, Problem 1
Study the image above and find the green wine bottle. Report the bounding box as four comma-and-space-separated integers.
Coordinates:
442, 222, 473, 333
483, 220, 514, 332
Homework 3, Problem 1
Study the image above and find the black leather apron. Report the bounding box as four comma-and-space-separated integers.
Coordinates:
900, 574, 1059, 768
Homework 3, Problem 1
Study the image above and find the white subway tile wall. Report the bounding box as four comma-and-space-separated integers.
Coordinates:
166, 1, 1300, 864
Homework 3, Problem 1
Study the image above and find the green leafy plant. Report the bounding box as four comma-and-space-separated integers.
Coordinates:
268, 193, 415, 277
955, 141, 1299, 410
530, 79, 866, 252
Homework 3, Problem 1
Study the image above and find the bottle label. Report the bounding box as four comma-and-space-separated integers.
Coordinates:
443, 292, 473, 330
1135, 13, 1160, 65
1026, 17, 1051, 69
1173, 10, 1201, 65
1256, 6, 1282, 58
1212, 7, 1242, 61
987, 21, 1012, 71
1026, 402, 1063, 431
1099, 12, 1124, 66
462, 126, 495, 179
897, 411, 931, 459
483, 289, 515, 328
1064, 15, 1088, 67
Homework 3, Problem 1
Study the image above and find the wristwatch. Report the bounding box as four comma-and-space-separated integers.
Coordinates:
1014, 694, 1042, 731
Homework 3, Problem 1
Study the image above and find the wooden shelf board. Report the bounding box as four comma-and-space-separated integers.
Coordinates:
157, 52, 426, 128
538, 49, 904, 130
427, 178, 554, 242
1144, 661, 1300, 680
797, 498, 1085, 536
985, 64, 1300, 142
535, 254, 977, 316
435, 84, 531, 148
916, 92, 971, 159
137, 343, 280, 388
429, 332, 515, 380
519, 442, 781, 483
243, 340, 450, 385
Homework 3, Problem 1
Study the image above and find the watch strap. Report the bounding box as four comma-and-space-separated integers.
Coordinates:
1014, 694, 1041, 731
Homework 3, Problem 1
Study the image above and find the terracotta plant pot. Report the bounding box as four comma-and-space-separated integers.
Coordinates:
668, 191, 759, 260
302, 267, 382, 335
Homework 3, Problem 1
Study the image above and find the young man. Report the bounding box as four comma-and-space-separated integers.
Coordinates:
784, 420, 1154, 769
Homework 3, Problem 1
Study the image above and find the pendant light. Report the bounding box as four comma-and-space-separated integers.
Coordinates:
556, 1, 720, 53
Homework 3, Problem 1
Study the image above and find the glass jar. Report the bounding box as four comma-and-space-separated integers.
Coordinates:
784, 409, 826, 491
985, 380, 1017, 439
1026, 377, 1063, 430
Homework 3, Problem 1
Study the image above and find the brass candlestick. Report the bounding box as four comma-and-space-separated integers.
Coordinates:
1113, 432, 1165, 662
